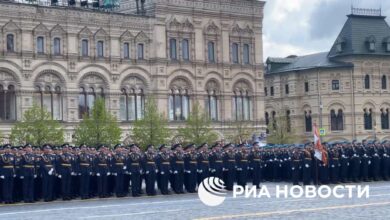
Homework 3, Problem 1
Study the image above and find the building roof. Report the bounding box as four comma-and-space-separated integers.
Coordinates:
266, 52, 352, 74
328, 14, 390, 57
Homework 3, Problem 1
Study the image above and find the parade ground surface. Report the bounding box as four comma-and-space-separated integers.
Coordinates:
0, 182, 390, 220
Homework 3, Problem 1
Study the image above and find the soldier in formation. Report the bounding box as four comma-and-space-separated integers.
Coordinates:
1, 140, 390, 203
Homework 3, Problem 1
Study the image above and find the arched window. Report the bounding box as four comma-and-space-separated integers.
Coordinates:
243, 44, 250, 64
305, 110, 312, 132
137, 43, 144, 59
331, 109, 343, 131
81, 39, 89, 56
79, 87, 104, 119
232, 43, 239, 64
364, 74, 370, 89
123, 42, 130, 59
0, 85, 16, 121
97, 41, 104, 57
382, 75, 387, 90
120, 88, 145, 121
37, 36, 45, 54
381, 108, 389, 130
34, 86, 62, 120
271, 111, 277, 129
182, 39, 189, 61
233, 90, 251, 121
169, 38, 177, 60
286, 110, 291, 132
208, 41, 215, 63
53, 37, 61, 55
363, 108, 373, 130
233, 81, 251, 121
169, 89, 190, 121
206, 90, 218, 121
6, 34, 15, 52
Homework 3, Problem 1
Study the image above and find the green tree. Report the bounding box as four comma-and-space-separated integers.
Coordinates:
73, 98, 121, 147
132, 97, 170, 149
266, 109, 297, 144
178, 102, 218, 145
10, 104, 64, 146
227, 120, 255, 144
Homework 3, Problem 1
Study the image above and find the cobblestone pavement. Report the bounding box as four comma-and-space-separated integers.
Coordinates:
0, 181, 389, 220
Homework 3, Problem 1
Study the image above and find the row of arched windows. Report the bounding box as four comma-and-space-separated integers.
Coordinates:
363, 108, 390, 130
364, 74, 388, 90
0, 85, 16, 121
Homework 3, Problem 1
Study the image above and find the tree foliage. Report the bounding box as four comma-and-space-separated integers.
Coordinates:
132, 97, 170, 149
178, 102, 218, 145
266, 109, 297, 144
10, 104, 64, 146
227, 120, 255, 144
73, 98, 121, 147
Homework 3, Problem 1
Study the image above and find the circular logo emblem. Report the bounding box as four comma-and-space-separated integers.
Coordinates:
198, 177, 227, 206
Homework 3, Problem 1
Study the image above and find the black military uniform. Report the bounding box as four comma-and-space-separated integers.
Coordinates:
249, 142, 262, 189
302, 149, 312, 185
209, 143, 224, 179
95, 146, 110, 198
196, 143, 210, 185
157, 144, 171, 195
128, 144, 142, 197
291, 150, 301, 185
183, 144, 197, 193
77, 144, 93, 199
57, 145, 74, 200
143, 145, 157, 196
0, 144, 15, 204
40, 144, 56, 202
21, 144, 36, 203
170, 144, 185, 194
222, 144, 236, 191
113, 145, 127, 197
235, 144, 249, 187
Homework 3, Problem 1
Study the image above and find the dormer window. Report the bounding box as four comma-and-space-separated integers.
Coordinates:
369, 42, 375, 51
366, 35, 376, 52
335, 37, 346, 53
384, 37, 390, 52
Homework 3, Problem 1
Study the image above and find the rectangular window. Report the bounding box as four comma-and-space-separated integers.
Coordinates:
81, 39, 89, 56
123, 43, 130, 59
264, 87, 268, 96
37, 36, 45, 54
243, 44, 250, 64
207, 96, 218, 121
169, 95, 174, 120
53, 38, 61, 55
128, 95, 136, 121
332, 80, 340, 90
97, 41, 104, 57
270, 86, 274, 96
208, 41, 215, 63
169, 38, 177, 60
137, 43, 144, 60
182, 39, 189, 60
285, 84, 289, 94
120, 96, 127, 121
232, 43, 239, 64
305, 82, 309, 92
6, 34, 14, 52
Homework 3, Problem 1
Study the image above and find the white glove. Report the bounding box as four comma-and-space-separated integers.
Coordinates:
305, 164, 309, 168
123, 166, 127, 170
107, 172, 111, 176
368, 161, 371, 165
347, 163, 350, 166
48, 168, 54, 176
174, 171, 178, 174
146, 171, 150, 174
34, 175, 37, 178
58, 175, 62, 179
0, 176, 4, 179
331, 165, 335, 168
71, 172, 76, 176
89, 172, 93, 175
161, 171, 165, 175
96, 173, 101, 177
20, 176, 24, 179
155, 169, 159, 173
292, 167, 295, 170
78, 173, 81, 176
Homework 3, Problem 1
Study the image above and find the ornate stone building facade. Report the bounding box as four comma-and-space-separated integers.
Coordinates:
0, 0, 265, 143
265, 11, 390, 143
